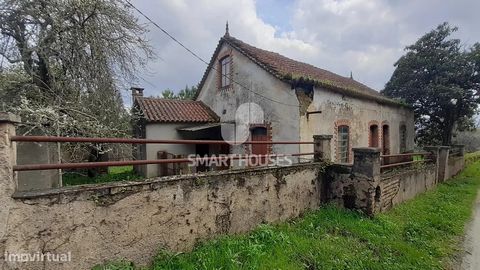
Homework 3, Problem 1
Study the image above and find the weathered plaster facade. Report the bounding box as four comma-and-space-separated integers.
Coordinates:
140, 123, 196, 178
300, 88, 415, 163
196, 42, 301, 157
133, 34, 415, 178
196, 35, 414, 165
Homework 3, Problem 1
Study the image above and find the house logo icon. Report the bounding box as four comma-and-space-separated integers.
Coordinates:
220, 102, 264, 145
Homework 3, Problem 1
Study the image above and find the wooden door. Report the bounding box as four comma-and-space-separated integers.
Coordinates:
250, 127, 268, 165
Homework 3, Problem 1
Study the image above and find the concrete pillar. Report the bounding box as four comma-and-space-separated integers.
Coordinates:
424, 146, 440, 183
352, 148, 381, 179
438, 146, 450, 182
350, 147, 381, 216
0, 113, 20, 242
313, 135, 332, 162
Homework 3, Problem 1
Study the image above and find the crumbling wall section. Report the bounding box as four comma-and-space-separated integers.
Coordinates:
1, 163, 324, 270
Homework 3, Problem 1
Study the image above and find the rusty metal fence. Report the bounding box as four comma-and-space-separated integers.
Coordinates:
380, 152, 434, 171
10, 135, 318, 172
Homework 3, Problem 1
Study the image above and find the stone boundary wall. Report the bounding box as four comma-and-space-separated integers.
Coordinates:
378, 164, 437, 212
0, 113, 467, 269
448, 156, 465, 179
327, 146, 465, 216
1, 163, 324, 270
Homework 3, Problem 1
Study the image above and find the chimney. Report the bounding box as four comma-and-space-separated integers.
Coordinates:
131, 87, 144, 99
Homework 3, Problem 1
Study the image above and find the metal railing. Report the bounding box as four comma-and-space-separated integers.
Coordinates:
380, 152, 433, 171
11, 136, 317, 172
449, 145, 463, 157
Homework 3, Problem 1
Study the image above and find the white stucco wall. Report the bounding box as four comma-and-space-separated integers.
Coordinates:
143, 123, 196, 178
197, 42, 301, 157
300, 87, 415, 162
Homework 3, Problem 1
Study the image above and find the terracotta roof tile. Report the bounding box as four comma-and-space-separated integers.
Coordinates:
196, 35, 406, 107
135, 98, 219, 123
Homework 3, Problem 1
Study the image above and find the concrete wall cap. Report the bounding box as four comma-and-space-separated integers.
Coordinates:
352, 147, 381, 153
0, 112, 21, 123
313, 135, 333, 140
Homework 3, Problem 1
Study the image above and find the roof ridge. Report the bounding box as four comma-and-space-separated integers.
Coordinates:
196, 34, 408, 108
223, 35, 380, 92
138, 97, 201, 103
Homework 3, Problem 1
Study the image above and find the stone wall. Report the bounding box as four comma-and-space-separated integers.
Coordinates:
1, 163, 324, 270
447, 156, 465, 179
17, 141, 60, 191
327, 146, 463, 215
0, 114, 467, 270
378, 164, 437, 212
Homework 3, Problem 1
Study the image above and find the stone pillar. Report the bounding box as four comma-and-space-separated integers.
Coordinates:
424, 146, 440, 183
438, 146, 450, 182
313, 135, 332, 162
350, 148, 381, 216
0, 113, 20, 243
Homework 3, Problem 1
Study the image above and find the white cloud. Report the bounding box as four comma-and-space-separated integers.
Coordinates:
127, 0, 480, 101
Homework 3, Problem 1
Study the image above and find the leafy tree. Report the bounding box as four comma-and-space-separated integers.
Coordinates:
383, 22, 480, 145
160, 85, 197, 100
0, 0, 153, 170
178, 85, 197, 100
161, 89, 176, 99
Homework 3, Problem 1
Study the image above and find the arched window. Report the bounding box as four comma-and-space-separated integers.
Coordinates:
399, 124, 407, 153
337, 125, 350, 163
382, 124, 390, 155
369, 124, 379, 147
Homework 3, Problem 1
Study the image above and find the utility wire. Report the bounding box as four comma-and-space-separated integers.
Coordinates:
123, 0, 300, 108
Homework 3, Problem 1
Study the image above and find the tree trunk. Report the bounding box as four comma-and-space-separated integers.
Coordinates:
87, 145, 108, 177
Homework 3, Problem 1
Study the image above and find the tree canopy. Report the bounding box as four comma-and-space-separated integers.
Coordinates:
383, 22, 480, 145
0, 0, 153, 165
0, 0, 152, 138
160, 85, 197, 100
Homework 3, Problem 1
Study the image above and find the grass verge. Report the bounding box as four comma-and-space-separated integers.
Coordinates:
466, 151, 480, 166
63, 166, 142, 186
96, 161, 480, 270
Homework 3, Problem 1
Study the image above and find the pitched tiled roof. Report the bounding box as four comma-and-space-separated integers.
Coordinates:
196, 35, 406, 107
134, 97, 219, 123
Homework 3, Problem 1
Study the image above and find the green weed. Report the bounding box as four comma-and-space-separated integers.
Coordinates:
96, 161, 480, 269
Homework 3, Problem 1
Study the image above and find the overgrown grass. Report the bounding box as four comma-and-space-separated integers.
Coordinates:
95, 161, 480, 270
63, 166, 143, 186
466, 151, 480, 166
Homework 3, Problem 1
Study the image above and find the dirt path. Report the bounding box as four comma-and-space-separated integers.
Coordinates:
461, 192, 480, 270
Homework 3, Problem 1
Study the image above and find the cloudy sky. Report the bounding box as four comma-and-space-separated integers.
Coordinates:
126, 0, 480, 101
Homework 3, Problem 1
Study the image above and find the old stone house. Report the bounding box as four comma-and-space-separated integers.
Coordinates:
132, 29, 414, 178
